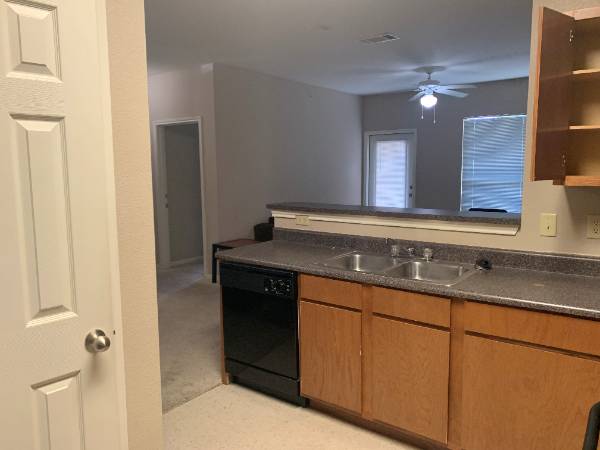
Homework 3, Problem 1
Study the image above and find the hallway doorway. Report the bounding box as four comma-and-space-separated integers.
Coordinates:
153, 119, 206, 270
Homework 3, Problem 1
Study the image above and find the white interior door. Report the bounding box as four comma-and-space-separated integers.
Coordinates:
163, 123, 204, 265
0, 1, 127, 449
366, 132, 416, 208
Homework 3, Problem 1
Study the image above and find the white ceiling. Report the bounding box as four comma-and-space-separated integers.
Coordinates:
144, 0, 533, 95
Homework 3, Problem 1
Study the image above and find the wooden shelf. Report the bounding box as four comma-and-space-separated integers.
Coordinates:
569, 125, 600, 130
562, 175, 600, 186
572, 68, 600, 81
532, 7, 600, 186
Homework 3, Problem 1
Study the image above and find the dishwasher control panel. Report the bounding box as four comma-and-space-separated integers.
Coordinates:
264, 277, 293, 297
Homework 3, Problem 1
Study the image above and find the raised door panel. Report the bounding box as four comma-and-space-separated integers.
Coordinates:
300, 301, 362, 413
463, 335, 600, 450
371, 317, 450, 443
531, 7, 574, 181
11, 116, 77, 325
32, 372, 84, 450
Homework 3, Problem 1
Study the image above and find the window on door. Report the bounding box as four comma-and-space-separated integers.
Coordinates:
364, 132, 416, 208
460, 114, 526, 213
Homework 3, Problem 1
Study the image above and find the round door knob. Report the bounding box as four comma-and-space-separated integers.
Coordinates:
85, 329, 111, 353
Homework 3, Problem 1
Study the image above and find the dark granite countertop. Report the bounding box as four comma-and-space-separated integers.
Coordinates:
267, 202, 521, 226
217, 240, 600, 320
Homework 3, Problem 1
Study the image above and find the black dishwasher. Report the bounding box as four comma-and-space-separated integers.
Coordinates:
220, 262, 307, 406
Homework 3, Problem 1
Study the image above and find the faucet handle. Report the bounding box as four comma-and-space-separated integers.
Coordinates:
423, 248, 433, 262
390, 244, 400, 257
406, 247, 415, 257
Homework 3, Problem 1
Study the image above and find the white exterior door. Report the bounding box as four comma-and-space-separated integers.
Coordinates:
365, 131, 416, 208
0, 1, 127, 449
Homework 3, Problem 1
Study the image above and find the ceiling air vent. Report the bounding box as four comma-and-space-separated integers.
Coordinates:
360, 33, 399, 44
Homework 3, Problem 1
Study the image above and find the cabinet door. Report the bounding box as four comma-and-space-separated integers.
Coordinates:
463, 335, 600, 450
372, 316, 450, 443
531, 7, 574, 181
300, 301, 362, 413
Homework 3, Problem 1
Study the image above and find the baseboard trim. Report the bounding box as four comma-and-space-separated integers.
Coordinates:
169, 256, 203, 268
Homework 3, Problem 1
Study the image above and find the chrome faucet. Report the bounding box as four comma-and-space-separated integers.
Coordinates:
423, 248, 433, 262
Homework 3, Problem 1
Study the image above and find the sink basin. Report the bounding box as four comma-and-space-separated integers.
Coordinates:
384, 260, 475, 286
320, 252, 400, 273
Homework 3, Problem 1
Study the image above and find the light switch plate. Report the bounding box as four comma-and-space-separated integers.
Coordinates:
587, 215, 600, 239
539, 213, 557, 237
295, 214, 311, 226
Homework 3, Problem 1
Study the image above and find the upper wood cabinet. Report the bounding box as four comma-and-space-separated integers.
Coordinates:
532, 7, 600, 186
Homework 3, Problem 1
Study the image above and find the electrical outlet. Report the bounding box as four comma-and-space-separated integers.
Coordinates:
539, 213, 557, 237
295, 214, 311, 226
587, 215, 600, 239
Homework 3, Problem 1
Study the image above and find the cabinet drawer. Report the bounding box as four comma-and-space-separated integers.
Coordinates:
372, 286, 450, 328
465, 302, 600, 357
300, 274, 362, 310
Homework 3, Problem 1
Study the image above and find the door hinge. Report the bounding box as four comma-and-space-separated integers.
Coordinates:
570, 29, 575, 43
562, 154, 567, 168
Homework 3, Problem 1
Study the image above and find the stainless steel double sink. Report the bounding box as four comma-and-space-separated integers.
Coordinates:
318, 252, 476, 286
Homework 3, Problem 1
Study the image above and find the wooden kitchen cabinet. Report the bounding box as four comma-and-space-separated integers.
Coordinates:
371, 316, 450, 443
462, 335, 600, 450
297, 274, 600, 450
532, 6, 600, 186
299, 300, 362, 413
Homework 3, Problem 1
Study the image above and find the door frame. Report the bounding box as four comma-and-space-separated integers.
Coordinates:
362, 129, 417, 207
151, 117, 207, 270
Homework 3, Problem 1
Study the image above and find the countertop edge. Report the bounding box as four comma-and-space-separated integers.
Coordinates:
267, 202, 521, 226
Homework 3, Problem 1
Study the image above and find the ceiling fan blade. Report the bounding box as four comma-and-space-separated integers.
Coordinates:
442, 84, 477, 90
436, 88, 469, 98
408, 91, 426, 102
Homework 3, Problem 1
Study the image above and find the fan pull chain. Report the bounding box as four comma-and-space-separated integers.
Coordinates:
421, 103, 424, 120
433, 104, 436, 124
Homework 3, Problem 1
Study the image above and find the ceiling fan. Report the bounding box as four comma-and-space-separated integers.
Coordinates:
409, 70, 476, 108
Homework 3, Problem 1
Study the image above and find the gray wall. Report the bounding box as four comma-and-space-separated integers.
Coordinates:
147, 64, 218, 270
213, 63, 363, 240
163, 123, 203, 262
362, 77, 529, 210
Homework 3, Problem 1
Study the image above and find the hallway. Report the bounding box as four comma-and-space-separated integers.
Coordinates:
157, 264, 222, 412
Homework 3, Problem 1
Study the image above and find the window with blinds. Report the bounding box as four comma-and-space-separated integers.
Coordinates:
460, 114, 526, 213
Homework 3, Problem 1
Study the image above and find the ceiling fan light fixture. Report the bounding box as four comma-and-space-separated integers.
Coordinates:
420, 93, 438, 108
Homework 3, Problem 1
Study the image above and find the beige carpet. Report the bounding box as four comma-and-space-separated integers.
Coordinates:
157, 263, 222, 412
163, 384, 420, 449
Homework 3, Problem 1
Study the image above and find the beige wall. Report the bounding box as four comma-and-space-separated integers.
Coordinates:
213, 64, 363, 240
147, 65, 219, 270
149, 63, 363, 257
362, 78, 529, 210
105, 1, 163, 449
279, 0, 600, 257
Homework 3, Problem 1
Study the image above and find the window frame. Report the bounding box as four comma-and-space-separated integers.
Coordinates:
362, 129, 417, 208
459, 113, 527, 214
